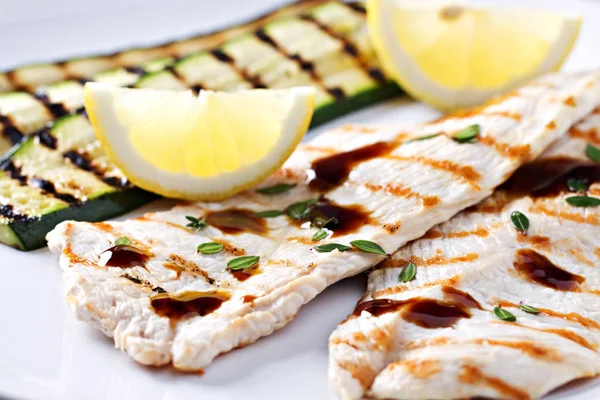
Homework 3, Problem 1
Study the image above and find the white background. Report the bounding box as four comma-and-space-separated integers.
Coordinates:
1, 1, 600, 399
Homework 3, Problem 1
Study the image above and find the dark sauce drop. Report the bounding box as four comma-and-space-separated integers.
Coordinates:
309, 141, 397, 192
205, 208, 267, 235
151, 291, 230, 320
305, 199, 371, 237
441, 286, 483, 310
514, 249, 585, 291
353, 297, 472, 328
103, 245, 150, 268
353, 298, 406, 317
230, 268, 261, 281
402, 299, 471, 329
500, 158, 600, 198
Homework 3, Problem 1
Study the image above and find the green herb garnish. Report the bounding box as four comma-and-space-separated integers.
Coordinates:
313, 243, 352, 253
114, 236, 131, 246
255, 210, 284, 218
185, 216, 207, 231
566, 196, 600, 207
256, 183, 297, 195
586, 144, 600, 163
406, 133, 441, 143
453, 124, 480, 143
510, 211, 529, 232
519, 303, 540, 314
350, 240, 387, 256
197, 242, 224, 254
494, 306, 516, 322
286, 198, 318, 220
566, 177, 589, 192
398, 262, 416, 282
312, 230, 329, 241
227, 255, 260, 271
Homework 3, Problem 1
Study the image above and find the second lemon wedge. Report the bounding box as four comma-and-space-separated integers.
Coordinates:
367, 0, 581, 110
84, 83, 315, 200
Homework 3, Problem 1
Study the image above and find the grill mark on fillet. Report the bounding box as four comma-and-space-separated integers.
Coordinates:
387, 155, 482, 188
363, 182, 440, 207
403, 338, 562, 362
373, 275, 461, 297
492, 321, 597, 351
337, 360, 377, 389
570, 127, 600, 145
167, 253, 216, 285
498, 301, 600, 330
478, 135, 532, 161
459, 364, 531, 400
445, 227, 489, 238
378, 253, 479, 270
529, 204, 600, 225
390, 359, 441, 379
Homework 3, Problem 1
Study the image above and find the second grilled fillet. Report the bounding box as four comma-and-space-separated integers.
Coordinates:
47, 71, 600, 371
328, 110, 600, 399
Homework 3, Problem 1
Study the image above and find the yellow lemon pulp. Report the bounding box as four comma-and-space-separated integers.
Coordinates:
85, 84, 315, 200
368, 0, 581, 109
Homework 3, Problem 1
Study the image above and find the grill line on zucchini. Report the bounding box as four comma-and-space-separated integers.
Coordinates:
0, 0, 331, 93
0, 0, 403, 250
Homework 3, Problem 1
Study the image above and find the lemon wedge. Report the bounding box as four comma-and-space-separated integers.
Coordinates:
84, 83, 315, 200
367, 0, 581, 110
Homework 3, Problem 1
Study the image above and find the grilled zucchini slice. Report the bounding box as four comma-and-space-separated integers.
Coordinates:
0, 1, 402, 250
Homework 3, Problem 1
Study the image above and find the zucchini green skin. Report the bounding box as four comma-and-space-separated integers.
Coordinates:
311, 82, 401, 126
2, 188, 157, 251
0, 0, 404, 251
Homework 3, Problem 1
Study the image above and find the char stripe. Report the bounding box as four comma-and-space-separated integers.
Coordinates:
63, 149, 129, 188
254, 27, 340, 96
123, 66, 147, 76
33, 91, 69, 118
0, 203, 32, 223
345, 2, 366, 14
29, 177, 79, 204
34, 128, 58, 149
210, 48, 267, 89
163, 65, 188, 86
0, 114, 25, 145
300, 14, 387, 84
0, 159, 78, 204
190, 84, 204, 94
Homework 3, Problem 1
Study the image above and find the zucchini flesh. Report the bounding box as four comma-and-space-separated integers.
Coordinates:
0, 1, 403, 251
0, 0, 328, 93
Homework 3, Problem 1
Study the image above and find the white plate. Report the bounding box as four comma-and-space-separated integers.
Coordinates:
1, 1, 599, 399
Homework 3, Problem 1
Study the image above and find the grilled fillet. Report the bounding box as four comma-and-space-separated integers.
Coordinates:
328, 109, 600, 399
47, 71, 600, 370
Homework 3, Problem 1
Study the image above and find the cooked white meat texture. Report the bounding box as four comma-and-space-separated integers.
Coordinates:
329, 109, 600, 400
47, 71, 600, 371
